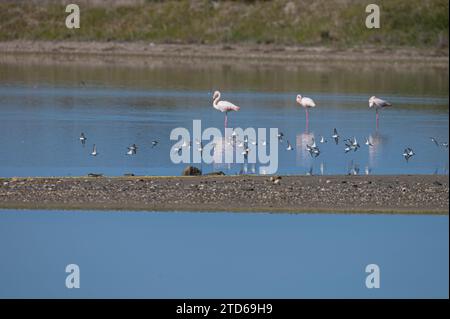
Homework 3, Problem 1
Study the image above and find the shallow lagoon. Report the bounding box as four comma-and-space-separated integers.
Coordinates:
0, 210, 448, 298
0, 59, 448, 299
0, 60, 448, 176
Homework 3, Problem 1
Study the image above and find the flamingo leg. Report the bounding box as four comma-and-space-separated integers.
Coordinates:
376, 109, 379, 130
305, 108, 309, 131
224, 112, 228, 129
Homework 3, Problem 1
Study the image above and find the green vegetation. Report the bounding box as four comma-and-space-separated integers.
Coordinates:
0, 0, 448, 48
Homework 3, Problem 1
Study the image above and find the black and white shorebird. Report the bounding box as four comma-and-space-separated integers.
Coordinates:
430, 137, 440, 147
174, 146, 182, 156
344, 137, 360, 152
79, 132, 87, 145
319, 135, 328, 143
241, 147, 250, 159
351, 137, 360, 149
403, 147, 415, 162
312, 147, 320, 157
286, 140, 294, 151
151, 140, 159, 148
277, 132, 284, 143
365, 137, 373, 147
127, 143, 138, 155
332, 128, 339, 145
429, 137, 448, 149
91, 144, 98, 156
306, 138, 320, 157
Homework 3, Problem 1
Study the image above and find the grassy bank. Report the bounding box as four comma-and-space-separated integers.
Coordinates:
0, 0, 448, 49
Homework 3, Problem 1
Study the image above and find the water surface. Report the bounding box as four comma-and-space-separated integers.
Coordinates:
0, 210, 447, 298
0, 60, 448, 176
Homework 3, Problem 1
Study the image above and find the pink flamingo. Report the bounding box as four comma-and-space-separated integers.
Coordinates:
212, 91, 240, 129
369, 96, 392, 129
296, 94, 316, 130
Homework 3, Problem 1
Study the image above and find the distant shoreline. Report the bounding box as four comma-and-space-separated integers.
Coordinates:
0, 41, 448, 68
1, 175, 448, 214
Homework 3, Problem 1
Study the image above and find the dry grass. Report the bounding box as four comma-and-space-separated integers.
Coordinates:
0, 0, 448, 48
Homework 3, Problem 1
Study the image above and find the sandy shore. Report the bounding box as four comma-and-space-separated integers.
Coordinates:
0, 175, 448, 214
0, 41, 448, 68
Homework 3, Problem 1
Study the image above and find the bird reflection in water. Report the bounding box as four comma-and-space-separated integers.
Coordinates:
296, 130, 315, 175
367, 131, 388, 174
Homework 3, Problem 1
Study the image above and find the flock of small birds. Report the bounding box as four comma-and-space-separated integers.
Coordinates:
276, 128, 448, 163
79, 132, 159, 157
79, 128, 448, 166
76, 93, 448, 171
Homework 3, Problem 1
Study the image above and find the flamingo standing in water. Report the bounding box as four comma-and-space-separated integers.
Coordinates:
212, 91, 240, 129
296, 94, 316, 130
369, 96, 392, 128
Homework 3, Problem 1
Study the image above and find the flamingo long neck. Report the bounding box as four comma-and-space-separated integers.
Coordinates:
213, 93, 221, 110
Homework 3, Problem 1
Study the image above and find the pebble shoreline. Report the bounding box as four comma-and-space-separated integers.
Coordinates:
0, 41, 448, 68
0, 175, 448, 214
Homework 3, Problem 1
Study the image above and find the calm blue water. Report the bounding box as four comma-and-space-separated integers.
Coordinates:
0, 210, 447, 298
0, 86, 448, 176
0, 61, 448, 177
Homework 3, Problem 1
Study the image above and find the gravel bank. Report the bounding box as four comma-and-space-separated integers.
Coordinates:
0, 41, 448, 68
0, 175, 448, 214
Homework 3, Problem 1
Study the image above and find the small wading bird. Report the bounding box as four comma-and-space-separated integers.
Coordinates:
286, 140, 294, 151
277, 132, 284, 143
403, 147, 415, 162
91, 144, 98, 156
430, 137, 439, 147
79, 132, 87, 145
428, 137, 448, 149
296, 94, 316, 130
344, 137, 360, 152
365, 137, 373, 147
369, 96, 392, 128
212, 91, 240, 129
306, 138, 320, 157
151, 140, 159, 148
332, 128, 339, 145
174, 146, 182, 156
127, 144, 138, 155
242, 147, 250, 159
